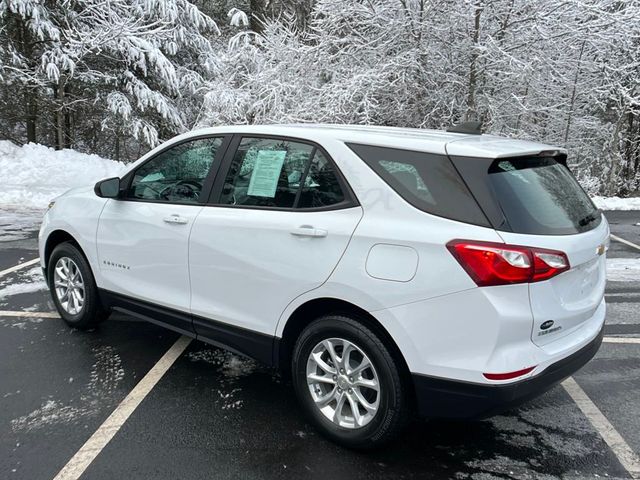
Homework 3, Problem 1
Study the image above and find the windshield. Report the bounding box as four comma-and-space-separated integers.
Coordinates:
487, 157, 600, 235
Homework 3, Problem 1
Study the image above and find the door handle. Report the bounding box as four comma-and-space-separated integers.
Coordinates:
290, 226, 328, 238
163, 214, 189, 225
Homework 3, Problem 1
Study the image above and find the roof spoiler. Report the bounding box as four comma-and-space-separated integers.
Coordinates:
446, 121, 482, 135
536, 149, 568, 167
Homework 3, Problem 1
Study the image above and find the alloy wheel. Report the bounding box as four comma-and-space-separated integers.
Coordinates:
53, 257, 85, 315
306, 337, 380, 429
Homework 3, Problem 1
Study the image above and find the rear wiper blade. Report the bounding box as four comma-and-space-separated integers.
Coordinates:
578, 212, 599, 227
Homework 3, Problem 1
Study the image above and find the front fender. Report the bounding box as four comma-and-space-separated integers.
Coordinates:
39, 188, 108, 286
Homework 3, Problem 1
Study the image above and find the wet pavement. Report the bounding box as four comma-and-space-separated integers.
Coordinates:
0, 210, 638, 479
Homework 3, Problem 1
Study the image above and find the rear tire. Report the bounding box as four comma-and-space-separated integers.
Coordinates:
292, 314, 409, 449
48, 242, 108, 329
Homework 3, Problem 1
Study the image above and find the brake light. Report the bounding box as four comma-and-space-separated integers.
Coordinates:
447, 240, 569, 286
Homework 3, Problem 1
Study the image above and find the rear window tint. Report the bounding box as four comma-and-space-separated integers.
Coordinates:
346, 143, 490, 227
486, 157, 600, 235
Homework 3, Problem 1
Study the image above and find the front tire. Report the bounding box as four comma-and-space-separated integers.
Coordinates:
48, 242, 108, 329
292, 314, 409, 449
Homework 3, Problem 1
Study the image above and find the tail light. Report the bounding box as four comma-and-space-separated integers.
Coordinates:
447, 240, 570, 287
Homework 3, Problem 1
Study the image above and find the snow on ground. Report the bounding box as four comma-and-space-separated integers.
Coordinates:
10, 345, 125, 432
0, 267, 47, 302
606, 258, 640, 282
186, 348, 260, 410
0, 279, 47, 301
0, 207, 45, 241
0, 140, 126, 210
10, 399, 95, 433
592, 196, 640, 211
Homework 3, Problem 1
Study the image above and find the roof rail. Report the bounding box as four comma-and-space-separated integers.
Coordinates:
446, 121, 482, 135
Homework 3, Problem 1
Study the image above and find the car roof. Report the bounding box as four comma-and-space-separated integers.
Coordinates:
182, 124, 566, 159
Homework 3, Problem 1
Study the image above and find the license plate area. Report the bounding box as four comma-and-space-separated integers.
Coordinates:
529, 255, 605, 347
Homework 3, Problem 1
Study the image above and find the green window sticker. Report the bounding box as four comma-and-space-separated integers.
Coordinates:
247, 150, 287, 197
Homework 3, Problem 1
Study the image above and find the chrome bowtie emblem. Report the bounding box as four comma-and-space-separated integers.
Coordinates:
540, 320, 554, 330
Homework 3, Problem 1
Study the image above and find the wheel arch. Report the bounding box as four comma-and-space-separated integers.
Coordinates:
277, 297, 414, 400
44, 230, 82, 269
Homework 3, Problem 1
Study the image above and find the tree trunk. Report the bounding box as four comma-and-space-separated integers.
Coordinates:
55, 79, 65, 150
115, 135, 121, 162
515, 83, 529, 132
249, 0, 265, 34
465, 1, 483, 121
606, 116, 625, 194
64, 83, 72, 149
52, 78, 74, 149
563, 41, 586, 144
17, 15, 37, 144
631, 113, 639, 176
623, 111, 639, 180
24, 88, 37, 143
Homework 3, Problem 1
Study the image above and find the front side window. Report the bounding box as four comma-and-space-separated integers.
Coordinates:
127, 137, 223, 204
219, 137, 347, 209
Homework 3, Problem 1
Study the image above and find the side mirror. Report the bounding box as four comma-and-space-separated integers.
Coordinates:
94, 177, 121, 198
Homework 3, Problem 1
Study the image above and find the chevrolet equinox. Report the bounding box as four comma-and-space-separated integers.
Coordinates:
39, 124, 608, 449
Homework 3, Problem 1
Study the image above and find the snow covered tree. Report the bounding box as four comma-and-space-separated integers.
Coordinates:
0, 0, 221, 158
197, 0, 640, 195
0, 0, 61, 143
1, 0, 639, 194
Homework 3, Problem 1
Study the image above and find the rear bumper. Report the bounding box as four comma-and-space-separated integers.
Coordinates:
412, 325, 604, 419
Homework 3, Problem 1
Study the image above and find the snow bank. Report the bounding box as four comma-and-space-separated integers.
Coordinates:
592, 196, 640, 211
0, 141, 126, 209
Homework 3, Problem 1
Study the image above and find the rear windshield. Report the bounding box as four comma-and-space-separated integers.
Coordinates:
346, 143, 490, 227
486, 157, 600, 235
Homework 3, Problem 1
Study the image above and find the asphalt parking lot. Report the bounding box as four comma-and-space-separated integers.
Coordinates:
0, 209, 639, 480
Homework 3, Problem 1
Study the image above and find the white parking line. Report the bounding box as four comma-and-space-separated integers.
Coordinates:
611, 234, 640, 252
562, 377, 640, 479
0, 310, 59, 318
53, 335, 192, 480
603, 336, 640, 344
0, 257, 40, 278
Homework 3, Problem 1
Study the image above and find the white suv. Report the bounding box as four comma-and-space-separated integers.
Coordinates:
39, 124, 608, 448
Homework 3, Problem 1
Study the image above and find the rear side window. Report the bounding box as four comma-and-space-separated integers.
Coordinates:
346, 143, 489, 226
297, 150, 345, 208
486, 157, 600, 235
219, 137, 348, 209
219, 138, 313, 208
